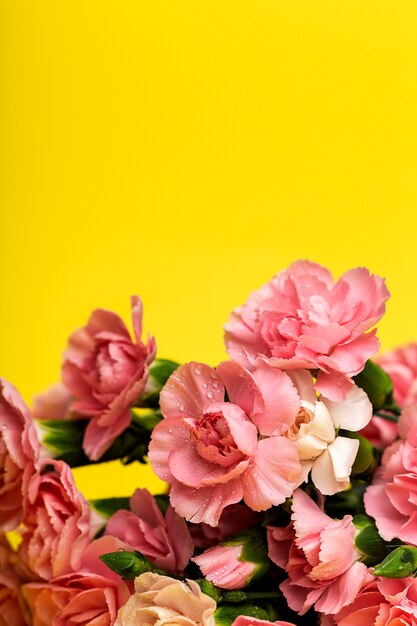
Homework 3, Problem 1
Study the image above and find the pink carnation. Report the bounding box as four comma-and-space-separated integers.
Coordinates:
377, 343, 417, 407
189, 504, 260, 549
225, 260, 389, 401
149, 360, 302, 526
22, 536, 130, 626
19, 459, 92, 580
359, 415, 398, 449
192, 544, 257, 590
105, 487, 194, 574
332, 577, 417, 625
0, 378, 39, 531
364, 405, 417, 544
0, 534, 28, 626
61, 296, 156, 459
267, 489, 371, 615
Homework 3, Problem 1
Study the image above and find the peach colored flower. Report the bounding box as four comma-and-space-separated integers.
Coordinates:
332, 577, 417, 625
225, 260, 389, 401
61, 296, 156, 459
22, 536, 130, 626
0, 378, 39, 531
0, 534, 27, 626
267, 489, 372, 615
365, 405, 417, 544
115, 572, 216, 626
377, 343, 417, 408
149, 360, 302, 526
19, 459, 92, 580
105, 487, 194, 574
285, 369, 372, 495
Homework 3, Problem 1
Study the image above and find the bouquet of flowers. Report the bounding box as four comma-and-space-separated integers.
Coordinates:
4, 260, 417, 626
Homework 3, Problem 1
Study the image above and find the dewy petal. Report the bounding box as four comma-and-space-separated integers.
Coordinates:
398, 406, 417, 443
315, 370, 354, 402
241, 437, 301, 511
169, 480, 243, 527
364, 484, 406, 541
314, 562, 372, 615
328, 436, 359, 482
323, 385, 373, 432
148, 419, 191, 483
250, 365, 300, 436
216, 361, 263, 418
287, 369, 317, 404
291, 489, 330, 564
160, 363, 224, 421
220, 404, 258, 456
311, 450, 347, 496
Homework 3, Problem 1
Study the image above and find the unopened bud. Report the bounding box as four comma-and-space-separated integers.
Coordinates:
353, 514, 387, 565
100, 550, 166, 579
193, 530, 269, 590
373, 545, 417, 578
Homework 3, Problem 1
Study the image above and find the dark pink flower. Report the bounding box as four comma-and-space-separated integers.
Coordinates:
61, 296, 156, 459
105, 487, 193, 574
22, 536, 130, 626
0, 378, 39, 531
189, 504, 260, 549
225, 260, 389, 401
267, 489, 371, 615
359, 414, 397, 449
19, 459, 92, 580
149, 361, 302, 526
365, 405, 417, 544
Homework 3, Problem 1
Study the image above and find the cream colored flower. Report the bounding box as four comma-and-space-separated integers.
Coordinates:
286, 370, 373, 495
115, 573, 217, 626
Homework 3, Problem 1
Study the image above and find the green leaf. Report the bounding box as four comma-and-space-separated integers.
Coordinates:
214, 603, 270, 626
374, 545, 417, 578
90, 497, 130, 518
353, 360, 394, 412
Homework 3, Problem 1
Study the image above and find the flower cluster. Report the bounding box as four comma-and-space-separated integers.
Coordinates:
5, 260, 417, 626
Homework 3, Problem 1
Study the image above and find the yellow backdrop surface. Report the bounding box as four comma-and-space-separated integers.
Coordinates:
2, 0, 417, 499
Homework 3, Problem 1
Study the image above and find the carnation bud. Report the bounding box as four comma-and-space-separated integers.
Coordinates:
373, 545, 417, 578
353, 360, 394, 412
100, 550, 166, 579
193, 530, 269, 590
352, 514, 388, 565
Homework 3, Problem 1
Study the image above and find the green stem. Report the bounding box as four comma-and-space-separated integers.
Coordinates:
375, 411, 399, 423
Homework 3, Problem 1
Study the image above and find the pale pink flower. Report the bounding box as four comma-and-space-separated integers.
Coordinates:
377, 343, 417, 407
61, 296, 156, 459
148, 361, 302, 526
364, 405, 417, 544
22, 536, 130, 626
19, 459, 92, 580
232, 617, 297, 626
115, 572, 217, 626
0, 534, 28, 626
225, 260, 389, 401
286, 370, 372, 495
0, 378, 39, 531
267, 489, 372, 615
193, 543, 259, 590
189, 504, 260, 549
332, 578, 417, 625
105, 487, 193, 574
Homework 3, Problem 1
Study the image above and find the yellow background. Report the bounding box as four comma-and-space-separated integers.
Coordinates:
2, 1, 417, 499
